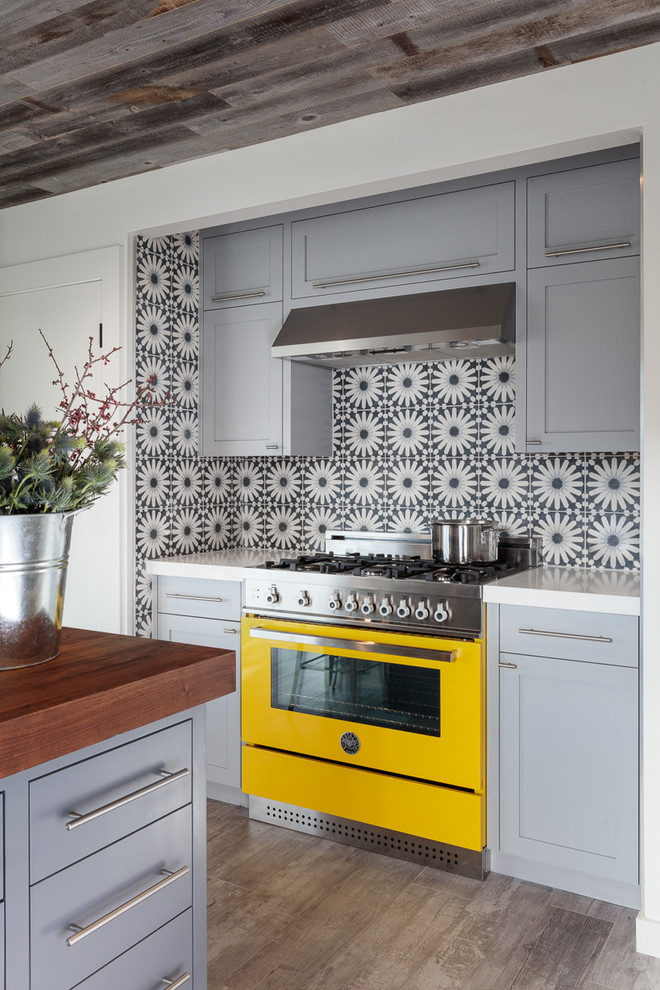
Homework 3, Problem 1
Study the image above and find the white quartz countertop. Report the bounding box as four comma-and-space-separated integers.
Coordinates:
147, 553, 641, 616
146, 549, 270, 581
483, 566, 640, 615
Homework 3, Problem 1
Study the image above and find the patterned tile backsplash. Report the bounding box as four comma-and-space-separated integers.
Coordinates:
133, 232, 640, 634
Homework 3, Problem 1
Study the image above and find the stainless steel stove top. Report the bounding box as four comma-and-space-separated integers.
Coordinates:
243, 531, 540, 639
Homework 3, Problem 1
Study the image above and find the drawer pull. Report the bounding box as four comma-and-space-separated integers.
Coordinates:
312, 261, 480, 288
249, 624, 455, 662
499, 662, 518, 669
66, 768, 190, 830
211, 289, 266, 301
67, 865, 190, 946
162, 974, 191, 989
518, 627, 613, 644
545, 241, 631, 258
223, 628, 237, 635
166, 593, 224, 603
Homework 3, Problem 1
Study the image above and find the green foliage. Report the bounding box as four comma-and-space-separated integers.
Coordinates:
0, 331, 162, 516
0, 406, 127, 514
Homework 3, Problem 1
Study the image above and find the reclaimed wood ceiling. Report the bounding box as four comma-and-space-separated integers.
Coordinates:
1, 0, 659, 211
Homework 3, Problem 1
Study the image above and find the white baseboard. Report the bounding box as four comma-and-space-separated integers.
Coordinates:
491, 851, 640, 910
207, 780, 248, 807
636, 915, 660, 958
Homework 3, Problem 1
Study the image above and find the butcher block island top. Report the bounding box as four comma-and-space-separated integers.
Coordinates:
0, 626, 235, 779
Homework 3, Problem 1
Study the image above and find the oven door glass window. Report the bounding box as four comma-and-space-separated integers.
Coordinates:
270, 647, 440, 736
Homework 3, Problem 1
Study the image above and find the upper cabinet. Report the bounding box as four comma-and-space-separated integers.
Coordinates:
201, 301, 285, 457
291, 182, 515, 299
202, 225, 283, 309
521, 154, 640, 453
527, 159, 640, 268
525, 258, 640, 452
198, 148, 640, 457
200, 225, 333, 458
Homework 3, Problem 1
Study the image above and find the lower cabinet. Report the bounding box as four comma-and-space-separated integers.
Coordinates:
489, 604, 640, 907
154, 575, 245, 805
2, 710, 206, 989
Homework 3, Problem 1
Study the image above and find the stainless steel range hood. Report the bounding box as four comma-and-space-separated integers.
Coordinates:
272, 282, 515, 368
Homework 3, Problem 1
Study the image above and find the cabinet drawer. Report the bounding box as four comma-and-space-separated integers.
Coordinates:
527, 158, 640, 268
499, 606, 638, 666
74, 908, 192, 990
30, 720, 192, 883
157, 575, 242, 620
202, 224, 283, 308
30, 805, 192, 990
291, 181, 514, 298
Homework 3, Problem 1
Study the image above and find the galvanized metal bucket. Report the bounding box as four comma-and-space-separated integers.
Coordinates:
0, 512, 76, 670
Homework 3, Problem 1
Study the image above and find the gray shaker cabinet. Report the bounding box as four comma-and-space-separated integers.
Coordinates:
524, 257, 640, 451
202, 224, 283, 309
155, 575, 244, 806
522, 154, 640, 452
201, 301, 285, 457
493, 605, 639, 907
291, 181, 515, 299
527, 158, 640, 268
200, 296, 332, 458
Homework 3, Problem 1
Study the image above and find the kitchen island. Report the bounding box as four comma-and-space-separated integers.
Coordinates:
0, 626, 235, 990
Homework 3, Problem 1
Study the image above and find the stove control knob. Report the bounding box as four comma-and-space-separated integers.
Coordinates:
265, 585, 280, 605
434, 601, 450, 623
328, 592, 342, 611
379, 596, 394, 617
361, 595, 376, 616
344, 593, 359, 613
415, 600, 430, 621
396, 598, 412, 619
297, 591, 311, 607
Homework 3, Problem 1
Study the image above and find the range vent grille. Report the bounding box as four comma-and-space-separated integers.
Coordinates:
249, 797, 488, 879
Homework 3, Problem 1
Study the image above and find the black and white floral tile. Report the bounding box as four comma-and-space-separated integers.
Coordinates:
133, 232, 641, 635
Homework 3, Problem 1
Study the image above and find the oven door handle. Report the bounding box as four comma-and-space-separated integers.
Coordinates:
248, 626, 456, 663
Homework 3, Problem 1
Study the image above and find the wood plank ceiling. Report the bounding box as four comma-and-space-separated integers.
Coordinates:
0, 0, 659, 211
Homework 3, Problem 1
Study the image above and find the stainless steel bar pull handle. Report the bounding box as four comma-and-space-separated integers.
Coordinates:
66, 768, 190, 830
545, 241, 631, 258
67, 866, 189, 946
166, 593, 224, 603
525, 439, 542, 445
249, 625, 455, 662
518, 627, 613, 644
211, 290, 266, 301
162, 974, 191, 989
499, 662, 518, 669
312, 261, 480, 288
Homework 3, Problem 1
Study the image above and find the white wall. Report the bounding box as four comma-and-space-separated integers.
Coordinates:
1, 42, 659, 952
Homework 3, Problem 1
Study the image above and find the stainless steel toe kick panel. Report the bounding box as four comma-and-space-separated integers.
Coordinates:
249, 796, 489, 880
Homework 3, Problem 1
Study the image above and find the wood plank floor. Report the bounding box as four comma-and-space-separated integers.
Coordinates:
206, 800, 660, 990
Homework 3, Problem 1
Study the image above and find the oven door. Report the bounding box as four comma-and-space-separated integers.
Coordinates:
241, 615, 484, 792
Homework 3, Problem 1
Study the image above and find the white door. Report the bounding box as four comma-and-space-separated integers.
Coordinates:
0, 249, 126, 633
